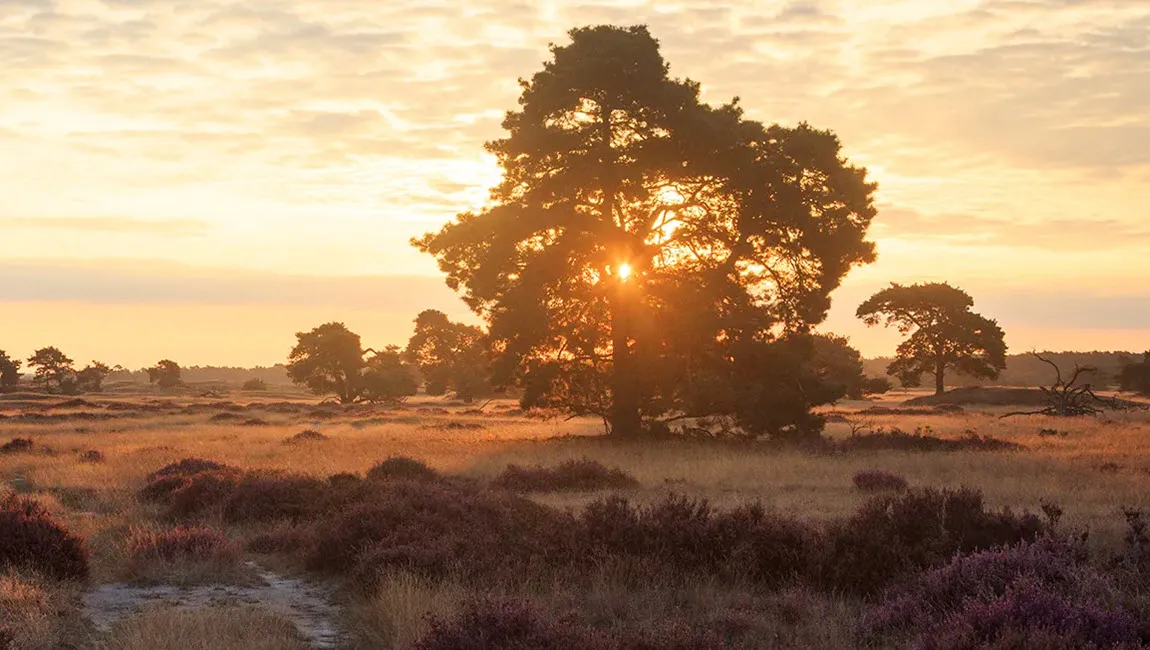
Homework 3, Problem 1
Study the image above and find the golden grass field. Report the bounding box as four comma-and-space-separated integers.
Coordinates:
1, 388, 1149, 648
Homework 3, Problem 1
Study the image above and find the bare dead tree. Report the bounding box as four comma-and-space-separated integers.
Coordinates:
1002, 352, 1139, 418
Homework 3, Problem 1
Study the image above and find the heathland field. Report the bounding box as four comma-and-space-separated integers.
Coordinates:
2, 390, 1150, 648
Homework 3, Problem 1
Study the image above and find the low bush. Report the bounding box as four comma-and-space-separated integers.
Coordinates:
208, 412, 245, 422
247, 526, 315, 555
365, 457, 440, 483
125, 526, 237, 564
283, 429, 329, 444
222, 472, 327, 523
836, 427, 1022, 453
0, 438, 34, 454
865, 537, 1139, 649
492, 459, 639, 493
821, 487, 1045, 594
852, 469, 909, 493
145, 458, 229, 482
78, 450, 105, 464
0, 495, 88, 581
414, 599, 595, 650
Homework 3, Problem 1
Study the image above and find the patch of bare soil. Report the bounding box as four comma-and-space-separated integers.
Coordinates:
81, 562, 343, 648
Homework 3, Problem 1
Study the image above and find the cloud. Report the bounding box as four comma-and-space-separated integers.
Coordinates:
0, 217, 209, 236
874, 207, 1150, 251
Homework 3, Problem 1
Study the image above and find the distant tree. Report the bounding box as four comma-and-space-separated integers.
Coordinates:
147, 360, 182, 390
360, 346, 419, 403
807, 334, 869, 401
856, 282, 1007, 395
0, 350, 21, 390
287, 323, 365, 404
242, 378, 268, 391
415, 25, 877, 437
75, 361, 115, 393
860, 376, 893, 396
404, 310, 490, 402
27, 347, 75, 393
1120, 352, 1150, 396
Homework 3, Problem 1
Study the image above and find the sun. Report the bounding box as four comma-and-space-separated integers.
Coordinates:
616, 263, 632, 281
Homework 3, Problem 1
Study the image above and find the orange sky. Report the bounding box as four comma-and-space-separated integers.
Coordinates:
2, 0, 1148, 367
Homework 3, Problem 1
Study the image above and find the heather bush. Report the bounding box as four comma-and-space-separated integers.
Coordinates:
0, 438, 34, 454
283, 429, 329, 444
852, 469, 909, 492
492, 459, 639, 493
837, 427, 1022, 452
365, 456, 440, 483
78, 449, 105, 463
309, 481, 569, 590
155, 469, 244, 520
247, 525, 315, 555
327, 472, 361, 488
145, 458, 229, 482
413, 599, 598, 650
125, 526, 237, 563
0, 495, 88, 581
821, 487, 1045, 594
221, 472, 327, 523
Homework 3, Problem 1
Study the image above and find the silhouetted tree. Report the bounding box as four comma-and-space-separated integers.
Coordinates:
807, 334, 870, 400
361, 346, 419, 403
75, 361, 115, 393
27, 347, 75, 393
287, 323, 365, 404
415, 25, 876, 437
856, 282, 1006, 395
0, 350, 21, 390
404, 310, 490, 402
1120, 352, 1150, 396
147, 359, 182, 390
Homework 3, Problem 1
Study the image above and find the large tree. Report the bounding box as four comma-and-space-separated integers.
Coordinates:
287, 323, 365, 404
404, 309, 490, 402
0, 350, 21, 390
856, 282, 1007, 395
147, 359, 182, 390
75, 361, 115, 393
415, 25, 876, 436
287, 323, 417, 404
27, 347, 75, 393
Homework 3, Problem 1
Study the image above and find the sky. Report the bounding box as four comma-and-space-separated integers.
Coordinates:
1, 0, 1148, 367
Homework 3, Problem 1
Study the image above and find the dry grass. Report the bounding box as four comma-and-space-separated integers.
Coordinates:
1, 391, 1149, 647
0, 571, 84, 650
98, 605, 309, 650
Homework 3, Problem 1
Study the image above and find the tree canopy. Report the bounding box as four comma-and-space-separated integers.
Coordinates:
1120, 352, 1150, 396
287, 322, 416, 404
404, 309, 490, 402
27, 347, 74, 393
415, 25, 877, 437
856, 282, 1006, 395
0, 350, 21, 390
147, 359, 182, 390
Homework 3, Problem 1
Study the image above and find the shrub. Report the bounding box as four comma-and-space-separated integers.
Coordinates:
492, 459, 639, 493
327, 472, 361, 488
283, 429, 328, 444
365, 457, 439, 483
208, 412, 245, 422
0, 495, 89, 581
866, 537, 1139, 649
308, 481, 568, 590
837, 427, 1022, 452
241, 417, 270, 426
242, 378, 267, 391
146, 458, 229, 482
247, 526, 315, 555
78, 449, 105, 464
852, 469, 909, 492
821, 487, 1045, 594
126, 526, 237, 563
413, 599, 597, 650
579, 495, 818, 586
222, 472, 327, 523
0, 438, 33, 454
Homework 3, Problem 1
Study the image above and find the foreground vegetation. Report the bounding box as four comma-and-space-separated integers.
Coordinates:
1, 389, 1149, 648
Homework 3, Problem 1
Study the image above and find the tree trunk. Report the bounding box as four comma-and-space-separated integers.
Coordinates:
608, 292, 642, 437
934, 359, 946, 396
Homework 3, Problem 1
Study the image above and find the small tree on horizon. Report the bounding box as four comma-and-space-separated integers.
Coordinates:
286, 323, 365, 404
27, 347, 75, 393
404, 309, 490, 402
75, 361, 116, 393
0, 350, 21, 390
147, 359, 182, 390
856, 282, 1007, 395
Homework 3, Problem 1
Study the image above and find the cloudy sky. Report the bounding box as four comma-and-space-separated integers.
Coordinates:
2, 0, 1148, 367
